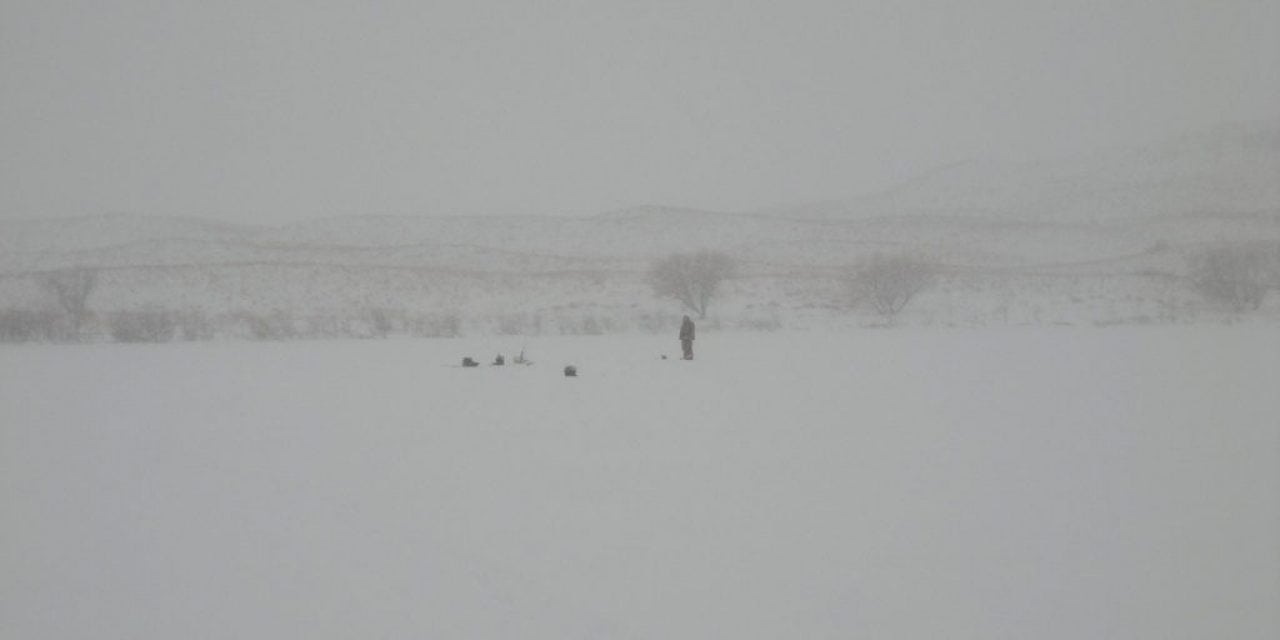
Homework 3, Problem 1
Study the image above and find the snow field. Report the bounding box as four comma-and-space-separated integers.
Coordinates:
2, 328, 1277, 638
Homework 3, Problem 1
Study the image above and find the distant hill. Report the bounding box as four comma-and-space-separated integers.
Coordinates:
0, 214, 256, 254
1, 124, 1277, 336
775, 121, 1280, 222
4, 122, 1277, 268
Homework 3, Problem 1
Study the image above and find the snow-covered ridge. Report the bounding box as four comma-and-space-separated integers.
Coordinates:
4, 209, 1274, 276
3, 121, 1275, 267
776, 120, 1280, 222
1, 124, 1277, 331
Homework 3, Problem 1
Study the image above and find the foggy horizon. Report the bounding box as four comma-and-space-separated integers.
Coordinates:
3, 4, 1279, 638
3, 1, 1277, 225
4, 114, 1277, 227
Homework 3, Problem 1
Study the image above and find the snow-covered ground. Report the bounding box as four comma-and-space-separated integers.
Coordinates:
2, 328, 1276, 638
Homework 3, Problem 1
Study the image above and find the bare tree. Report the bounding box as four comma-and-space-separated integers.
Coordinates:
649, 250, 735, 319
37, 268, 97, 339
108, 310, 177, 343
847, 254, 938, 319
0, 309, 63, 343
242, 311, 297, 340
406, 312, 462, 338
1192, 245, 1270, 312
175, 309, 216, 341
366, 308, 394, 339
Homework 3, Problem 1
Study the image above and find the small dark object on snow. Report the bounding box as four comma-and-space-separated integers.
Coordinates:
513, 349, 530, 365
462, 357, 479, 367
661, 354, 668, 360
492, 354, 504, 366
563, 365, 577, 377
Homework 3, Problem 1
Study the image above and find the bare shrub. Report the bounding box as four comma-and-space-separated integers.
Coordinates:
847, 254, 938, 318
241, 311, 297, 340
0, 309, 65, 343
633, 312, 672, 333
495, 313, 541, 336
649, 250, 735, 319
36, 268, 97, 339
554, 314, 613, 335
366, 308, 394, 338
406, 312, 462, 338
1192, 245, 1269, 312
175, 310, 216, 341
736, 311, 783, 332
108, 310, 177, 343
0, 309, 39, 342
579, 315, 608, 335
303, 314, 353, 339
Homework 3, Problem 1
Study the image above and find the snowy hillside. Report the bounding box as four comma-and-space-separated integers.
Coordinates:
782, 121, 1280, 222
1, 125, 1278, 339
0, 214, 256, 254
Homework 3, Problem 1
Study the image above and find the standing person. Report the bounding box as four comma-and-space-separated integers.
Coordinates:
679, 315, 695, 360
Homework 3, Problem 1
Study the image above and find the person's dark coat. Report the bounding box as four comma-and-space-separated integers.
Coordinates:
679, 315, 695, 360
679, 316, 695, 341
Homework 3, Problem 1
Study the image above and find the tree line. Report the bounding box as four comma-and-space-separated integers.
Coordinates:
2, 242, 1277, 342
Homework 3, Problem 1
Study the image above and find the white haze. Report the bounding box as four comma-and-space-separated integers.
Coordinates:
1, 0, 1277, 223
2, 3, 1279, 639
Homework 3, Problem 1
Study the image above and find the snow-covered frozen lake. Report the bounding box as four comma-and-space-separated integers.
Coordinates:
3, 328, 1277, 638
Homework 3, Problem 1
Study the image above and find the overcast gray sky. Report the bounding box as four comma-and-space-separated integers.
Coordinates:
2, 0, 1276, 224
